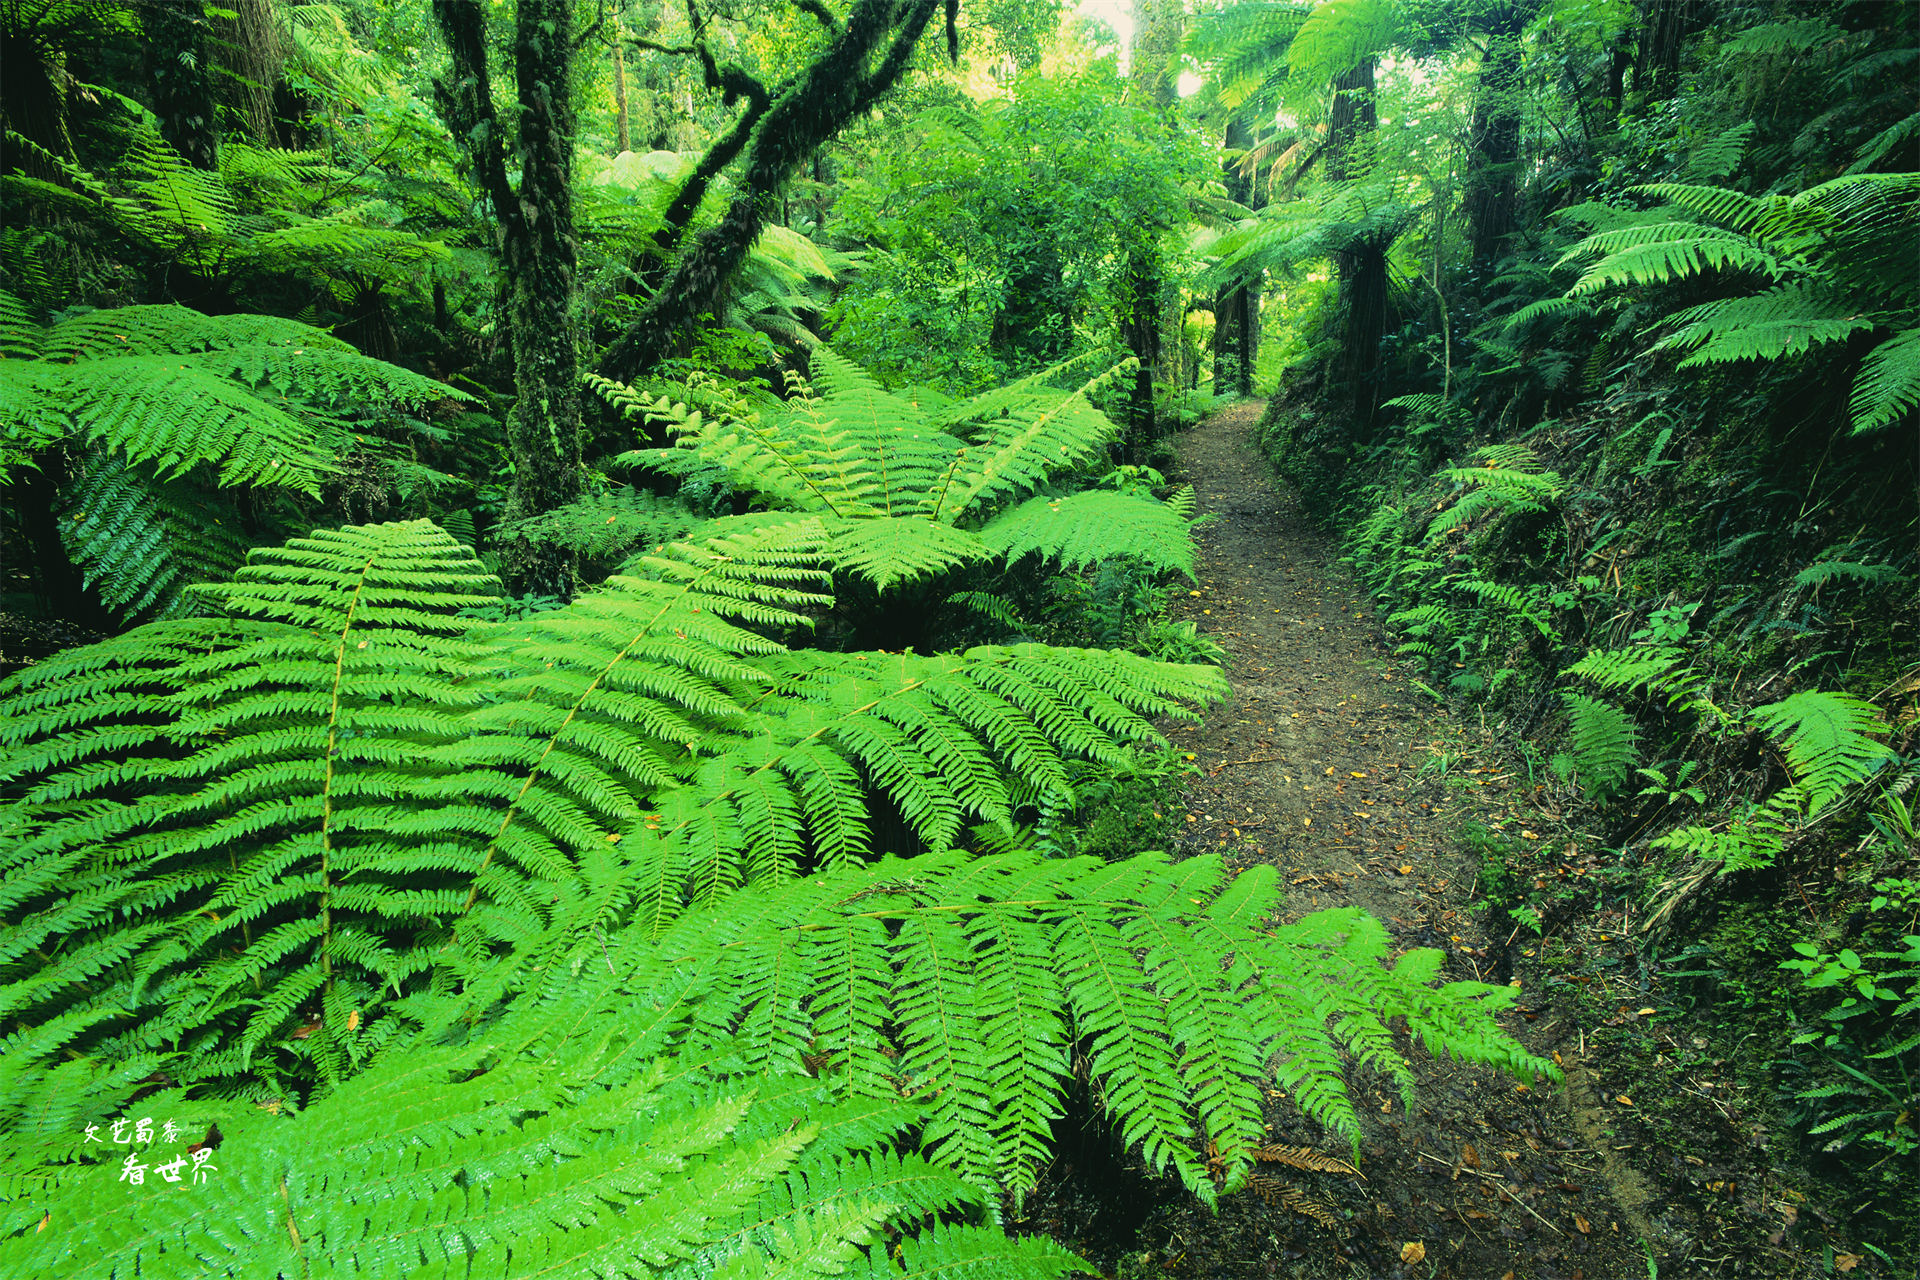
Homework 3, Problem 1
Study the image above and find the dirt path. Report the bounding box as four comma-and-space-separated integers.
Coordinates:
1112, 402, 1649, 1280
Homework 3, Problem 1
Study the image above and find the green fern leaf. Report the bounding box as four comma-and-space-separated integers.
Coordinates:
980, 489, 1197, 580
1849, 327, 1920, 432
1750, 691, 1893, 814
1559, 692, 1641, 799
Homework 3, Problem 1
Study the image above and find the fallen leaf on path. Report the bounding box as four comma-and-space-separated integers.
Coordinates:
1399, 1242, 1425, 1264
1835, 1253, 1862, 1272
1616, 1095, 1633, 1106
1573, 1214, 1591, 1234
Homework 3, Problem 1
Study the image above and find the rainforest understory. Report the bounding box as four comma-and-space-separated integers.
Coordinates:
1, 0, 1915, 1276
1019, 399, 1906, 1280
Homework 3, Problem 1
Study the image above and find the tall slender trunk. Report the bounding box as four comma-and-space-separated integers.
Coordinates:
214, 0, 282, 145
1119, 0, 1180, 450
145, 0, 220, 169
613, 42, 631, 154
1213, 115, 1261, 397
1326, 58, 1387, 438
435, 0, 583, 597
1465, 5, 1532, 271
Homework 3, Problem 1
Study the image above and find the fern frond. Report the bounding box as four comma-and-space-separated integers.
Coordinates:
1654, 281, 1874, 365
1559, 693, 1640, 798
57, 451, 252, 621
1565, 230, 1787, 294
494, 486, 701, 560
1791, 558, 1904, 591
1563, 645, 1687, 694
979, 490, 1197, 580
1750, 691, 1893, 813
1686, 122, 1756, 181
1849, 327, 1920, 432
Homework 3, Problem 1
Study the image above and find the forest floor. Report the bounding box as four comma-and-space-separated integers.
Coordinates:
1018, 402, 1841, 1280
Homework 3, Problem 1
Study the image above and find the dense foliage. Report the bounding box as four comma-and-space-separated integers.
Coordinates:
1, 0, 1913, 1272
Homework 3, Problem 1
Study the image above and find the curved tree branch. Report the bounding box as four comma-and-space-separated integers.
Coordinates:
600, 0, 947, 383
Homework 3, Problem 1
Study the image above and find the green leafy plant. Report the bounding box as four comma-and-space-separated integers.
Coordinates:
1556, 173, 1920, 433
1652, 692, 1894, 874
1, 844, 1559, 1278
593, 349, 1195, 594
0, 518, 1229, 1122
0, 290, 470, 620
1556, 692, 1642, 799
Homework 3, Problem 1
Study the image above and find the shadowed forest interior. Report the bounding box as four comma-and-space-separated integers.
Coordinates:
0, 0, 1914, 1275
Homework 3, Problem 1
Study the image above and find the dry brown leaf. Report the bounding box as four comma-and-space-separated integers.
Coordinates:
1835, 1253, 1862, 1273
1615, 1095, 1634, 1106
1247, 1175, 1339, 1228
1251, 1144, 1361, 1178
1462, 1142, 1481, 1169
1573, 1213, 1592, 1234
1400, 1242, 1426, 1264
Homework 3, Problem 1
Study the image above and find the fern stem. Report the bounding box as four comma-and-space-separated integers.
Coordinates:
279, 1177, 309, 1272
318, 555, 380, 989
457, 552, 750, 916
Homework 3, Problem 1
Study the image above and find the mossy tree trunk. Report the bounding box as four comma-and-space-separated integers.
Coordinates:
434, 0, 583, 598
145, 0, 220, 170
1465, 3, 1535, 272
599, 0, 947, 383
1213, 115, 1259, 397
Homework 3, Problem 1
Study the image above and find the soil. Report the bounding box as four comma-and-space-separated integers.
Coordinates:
1017, 403, 1853, 1280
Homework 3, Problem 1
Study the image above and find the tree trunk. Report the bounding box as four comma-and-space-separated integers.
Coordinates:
434, 0, 583, 598
1326, 58, 1387, 437
145, 0, 219, 169
1213, 115, 1260, 396
599, 0, 946, 383
214, 0, 282, 145
1631, 0, 1694, 105
1465, 4, 1532, 271
1117, 0, 1181, 450
613, 42, 631, 154
1121, 249, 1161, 459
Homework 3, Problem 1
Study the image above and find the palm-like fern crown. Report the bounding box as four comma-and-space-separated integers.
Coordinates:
595, 349, 1198, 590
625, 347, 1131, 523
1555, 171, 1920, 431
0, 517, 1225, 1126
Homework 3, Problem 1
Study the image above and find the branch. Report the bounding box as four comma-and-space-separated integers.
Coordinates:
627, 35, 698, 55
792, 0, 837, 31
600, 0, 946, 383
431, 0, 520, 242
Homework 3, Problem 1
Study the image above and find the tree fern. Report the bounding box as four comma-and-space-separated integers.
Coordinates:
602, 350, 1186, 593
0, 516, 1229, 1121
